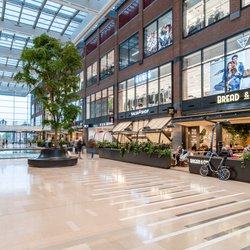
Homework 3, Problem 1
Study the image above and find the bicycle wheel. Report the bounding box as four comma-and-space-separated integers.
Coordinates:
200, 163, 210, 177
217, 167, 230, 181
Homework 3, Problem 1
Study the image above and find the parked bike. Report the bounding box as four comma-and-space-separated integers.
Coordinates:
200, 154, 231, 181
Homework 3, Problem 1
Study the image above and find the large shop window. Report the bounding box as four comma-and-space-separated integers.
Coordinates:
183, 51, 202, 100
144, 11, 173, 57
119, 81, 126, 112
86, 96, 90, 119
242, 0, 250, 7
108, 87, 114, 115
86, 87, 114, 120
77, 71, 84, 90
203, 42, 225, 96
127, 78, 135, 111
183, 0, 230, 37
119, 33, 139, 70
86, 62, 97, 87
100, 50, 114, 80
118, 62, 172, 113
182, 29, 250, 100
159, 64, 172, 104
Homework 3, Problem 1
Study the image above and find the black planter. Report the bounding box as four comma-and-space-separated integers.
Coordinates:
98, 148, 171, 169
189, 156, 250, 183
28, 148, 78, 168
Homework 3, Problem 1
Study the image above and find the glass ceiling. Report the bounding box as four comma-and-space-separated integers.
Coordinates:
0, 0, 117, 97
2, 0, 87, 36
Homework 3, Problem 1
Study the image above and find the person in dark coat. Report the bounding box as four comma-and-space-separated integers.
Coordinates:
77, 139, 83, 159
219, 146, 232, 157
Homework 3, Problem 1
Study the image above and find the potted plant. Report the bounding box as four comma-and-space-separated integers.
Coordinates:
99, 141, 172, 169
14, 34, 82, 167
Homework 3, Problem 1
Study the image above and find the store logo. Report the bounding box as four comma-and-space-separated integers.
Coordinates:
237, 35, 250, 49
217, 93, 240, 104
190, 159, 208, 165
131, 109, 149, 116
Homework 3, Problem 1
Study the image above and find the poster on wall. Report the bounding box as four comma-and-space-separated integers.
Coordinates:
225, 49, 250, 92
210, 48, 250, 95
158, 12, 173, 50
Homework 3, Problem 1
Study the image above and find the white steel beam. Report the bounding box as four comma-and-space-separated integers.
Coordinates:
51, 0, 105, 14
0, 19, 70, 42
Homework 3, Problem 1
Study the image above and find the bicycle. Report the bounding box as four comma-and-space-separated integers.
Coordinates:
199, 154, 231, 181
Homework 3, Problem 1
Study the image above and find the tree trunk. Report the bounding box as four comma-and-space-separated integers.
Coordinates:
54, 129, 59, 148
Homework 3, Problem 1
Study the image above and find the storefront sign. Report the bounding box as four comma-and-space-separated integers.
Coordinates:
217, 93, 240, 104
189, 159, 208, 165
131, 109, 149, 116
99, 122, 113, 126
216, 91, 250, 104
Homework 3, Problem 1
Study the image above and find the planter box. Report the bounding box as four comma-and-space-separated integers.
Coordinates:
98, 148, 171, 169
28, 148, 78, 168
189, 156, 250, 183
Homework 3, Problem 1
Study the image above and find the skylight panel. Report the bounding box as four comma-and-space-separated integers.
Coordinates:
25, 0, 43, 7
45, 1, 61, 11
5, 3, 21, 22
0, 57, 7, 64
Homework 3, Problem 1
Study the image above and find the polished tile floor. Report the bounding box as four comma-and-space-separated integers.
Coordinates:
0, 155, 250, 250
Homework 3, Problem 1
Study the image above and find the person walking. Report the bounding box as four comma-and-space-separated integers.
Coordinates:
87, 138, 96, 159
77, 139, 83, 159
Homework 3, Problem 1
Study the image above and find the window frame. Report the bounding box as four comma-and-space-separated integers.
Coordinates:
182, 28, 250, 100
119, 33, 139, 70
86, 62, 98, 87
143, 9, 173, 58
100, 49, 115, 80
182, 0, 230, 38
118, 62, 173, 114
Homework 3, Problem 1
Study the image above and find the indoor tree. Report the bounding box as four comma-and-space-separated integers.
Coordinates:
14, 34, 82, 147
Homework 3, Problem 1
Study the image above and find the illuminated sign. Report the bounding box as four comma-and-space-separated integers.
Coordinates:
131, 109, 149, 116
216, 91, 250, 104
217, 93, 240, 104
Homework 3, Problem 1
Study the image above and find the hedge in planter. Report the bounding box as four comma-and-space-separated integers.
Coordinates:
98, 142, 172, 169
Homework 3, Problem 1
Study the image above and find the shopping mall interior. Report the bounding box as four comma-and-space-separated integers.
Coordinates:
0, 0, 250, 249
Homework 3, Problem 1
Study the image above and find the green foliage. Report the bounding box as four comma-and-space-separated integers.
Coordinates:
133, 142, 141, 156
119, 146, 127, 157
96, 141, 104, 148
144, 143, 157, 157
59, 140, 68, 146
199, 128, 206, 144
243, 153, 250, 161
99, 141, 171, 159
226, 124, 250, 146
14, 34, 82, 147
96, 141, 118, 149
157, 148, 172, 158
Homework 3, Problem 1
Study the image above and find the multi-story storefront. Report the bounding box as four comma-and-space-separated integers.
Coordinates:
78, 0, 250, 149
